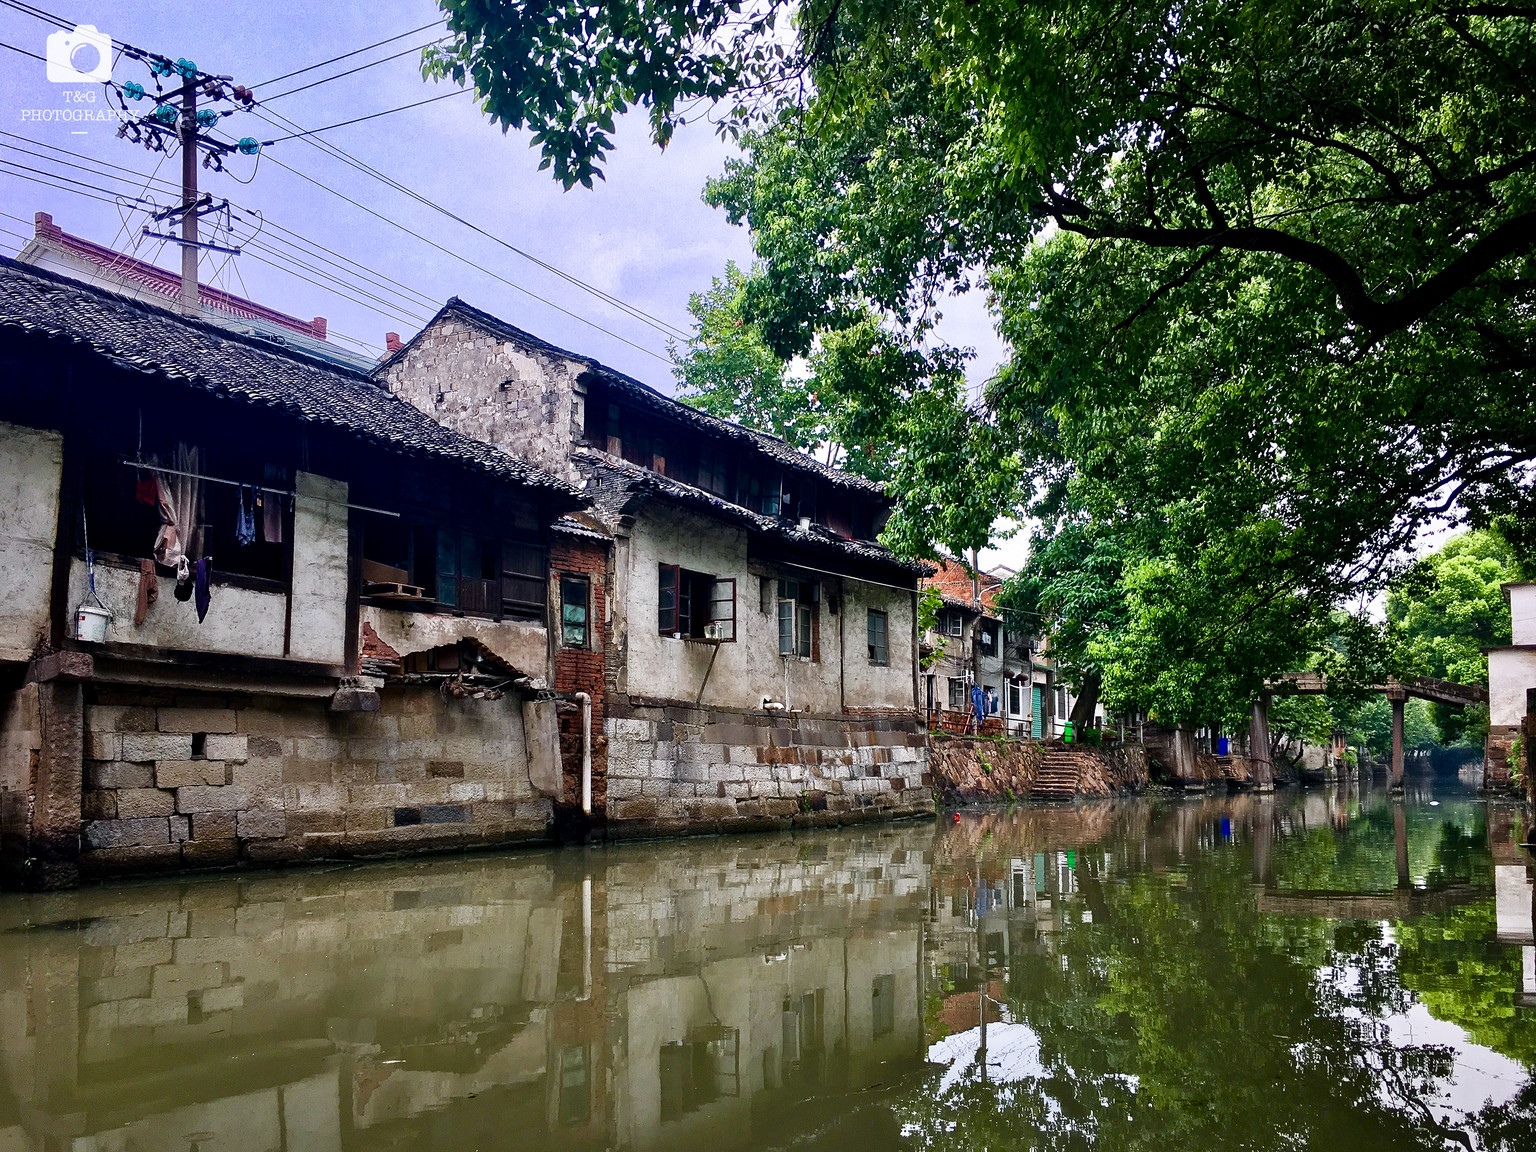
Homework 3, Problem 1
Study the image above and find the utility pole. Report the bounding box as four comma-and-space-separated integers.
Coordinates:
179, 81, 198, 314
113, 53, 260, 313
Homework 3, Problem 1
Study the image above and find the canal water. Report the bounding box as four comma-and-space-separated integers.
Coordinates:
1, 782, 1533, 1151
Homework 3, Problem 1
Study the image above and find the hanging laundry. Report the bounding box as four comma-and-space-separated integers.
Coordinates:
134, 558, 158, 626
261, 466, 284, 545
152, 444, 201, 576
135, 475, 157, 505
235, 485, 256, 546
194, 557, 211, 622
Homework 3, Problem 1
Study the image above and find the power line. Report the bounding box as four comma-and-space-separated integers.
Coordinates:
0, 166, 399, 353
248, 18, 444, 90
259, 87, 471, 144
259, 38, 446, 104
0, 37, 44, 62
1, 139, 438, 325
248, 104, 694, 342
6, 2, 694, 358
257, 149, 674, 365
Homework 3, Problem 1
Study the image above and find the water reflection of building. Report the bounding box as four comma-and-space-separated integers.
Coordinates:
0, 827, 929, 1152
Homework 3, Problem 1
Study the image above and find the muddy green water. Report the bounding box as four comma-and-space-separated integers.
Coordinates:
2, 783, 1534, 1150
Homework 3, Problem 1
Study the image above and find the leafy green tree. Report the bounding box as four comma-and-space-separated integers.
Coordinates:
430, 0, 1536, 724
670, 261, 825, 453
1389, 530, 1519, 687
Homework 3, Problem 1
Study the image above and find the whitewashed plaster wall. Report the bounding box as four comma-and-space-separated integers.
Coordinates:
0, 422, 61, 662
68, 559, 288, 656
287, 471, 348, 665
621, 503, 915, 714
1489, 647, 1536, 726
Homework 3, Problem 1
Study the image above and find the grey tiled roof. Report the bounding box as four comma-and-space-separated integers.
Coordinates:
392, 298, 884, 496
575, 449, 931, 578
0, 258, 581, 497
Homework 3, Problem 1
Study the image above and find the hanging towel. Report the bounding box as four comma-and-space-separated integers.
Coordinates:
235, 485, 256, 546
135, 477, 157, 505
134, 558, 158, 626
262, 465, 283, 544
152, 445, 202, 574
194, 557, 211, 622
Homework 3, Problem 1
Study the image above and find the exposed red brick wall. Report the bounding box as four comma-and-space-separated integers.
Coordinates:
551, 534, 610, 816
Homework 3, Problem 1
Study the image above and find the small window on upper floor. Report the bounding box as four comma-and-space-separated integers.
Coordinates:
867, 608, 888, 666
560, 575, 589, 648
659, 564, 736, 640
777, 578, 817, 658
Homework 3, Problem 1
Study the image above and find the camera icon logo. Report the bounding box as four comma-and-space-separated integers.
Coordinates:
46, 24, 112, 83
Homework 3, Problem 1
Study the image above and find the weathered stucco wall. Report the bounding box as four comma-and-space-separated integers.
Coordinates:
0, 421, 61, 663
68, 559, 288, 655
622, 504, 916, 715
379, 314, 584, 486
362, 605, 552, 684
1509, 584, 1536, 645
1489, 648, 1536, 726
0, 682, 38, 873
839, 577, 916, 710
76, 685, 551, 877
288, 471, 349, 666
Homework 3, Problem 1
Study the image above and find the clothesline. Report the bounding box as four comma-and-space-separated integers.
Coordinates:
119, 457, 401, 518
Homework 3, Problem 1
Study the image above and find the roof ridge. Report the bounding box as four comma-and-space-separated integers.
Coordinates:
419, 297, 883, 495
0, 254, 374, 381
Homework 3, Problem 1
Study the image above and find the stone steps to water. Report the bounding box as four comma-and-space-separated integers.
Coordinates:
1033, 750, 1085, 799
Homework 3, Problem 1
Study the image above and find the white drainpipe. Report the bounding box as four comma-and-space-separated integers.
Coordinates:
575, 691, 592, 816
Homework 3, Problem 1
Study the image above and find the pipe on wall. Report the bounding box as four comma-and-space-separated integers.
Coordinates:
575, 691, 592, 815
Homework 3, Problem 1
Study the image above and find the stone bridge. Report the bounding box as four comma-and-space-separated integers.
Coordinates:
1260, 673, 1488, 790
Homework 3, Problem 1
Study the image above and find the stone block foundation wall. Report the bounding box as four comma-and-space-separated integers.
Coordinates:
602, 703, 934, 838
75, 684, 551, 878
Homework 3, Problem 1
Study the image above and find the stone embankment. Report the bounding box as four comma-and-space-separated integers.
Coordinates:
927, 734, 1148, 803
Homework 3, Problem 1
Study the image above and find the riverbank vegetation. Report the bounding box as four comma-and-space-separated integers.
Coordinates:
428, 0, 1536, 735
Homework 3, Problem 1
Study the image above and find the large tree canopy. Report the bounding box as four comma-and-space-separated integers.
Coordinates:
429, 0, 1536, 722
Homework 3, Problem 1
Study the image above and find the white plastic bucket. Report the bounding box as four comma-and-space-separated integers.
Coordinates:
76, 602, 110, 643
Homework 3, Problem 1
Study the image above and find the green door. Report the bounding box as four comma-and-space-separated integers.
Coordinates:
1031, 685, 1044, 738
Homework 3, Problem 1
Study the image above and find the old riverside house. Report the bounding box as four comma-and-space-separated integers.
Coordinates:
0, 255, 586, 887
378, 299, 934, 837
0, 229, 932, 887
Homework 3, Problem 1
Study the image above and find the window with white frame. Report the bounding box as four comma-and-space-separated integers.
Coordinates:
658, 564, 736, 640
948, 678, 967, 708
867, 608, 888, 665
777, 577, 816, 658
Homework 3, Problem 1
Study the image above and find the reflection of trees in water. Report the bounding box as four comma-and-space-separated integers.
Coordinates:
907, 808, 1529, 1151
1397, 901, 1536, 1070
1272, 802, 1487, 893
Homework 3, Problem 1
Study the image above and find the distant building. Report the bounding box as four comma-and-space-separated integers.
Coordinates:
1484, 581, 1536, 790
917, 556, 1091, 739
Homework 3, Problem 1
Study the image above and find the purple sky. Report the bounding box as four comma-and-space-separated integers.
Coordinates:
0, 0, 1017, 563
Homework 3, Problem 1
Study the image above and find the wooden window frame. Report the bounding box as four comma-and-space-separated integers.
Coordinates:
560, 574, 590, 648
867, 607, 889, 666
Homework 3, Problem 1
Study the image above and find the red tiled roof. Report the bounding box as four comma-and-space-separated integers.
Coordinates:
30, 212, 325, 339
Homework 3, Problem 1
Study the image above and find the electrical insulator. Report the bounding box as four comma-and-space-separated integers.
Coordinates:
150, 104, 178, 125
231, 85, 254, 105
175, 58, 197, 79
149, 58, 174, 77
123, 80, 145, 101
195, 108, 219, 127
237, 137, 261, 155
